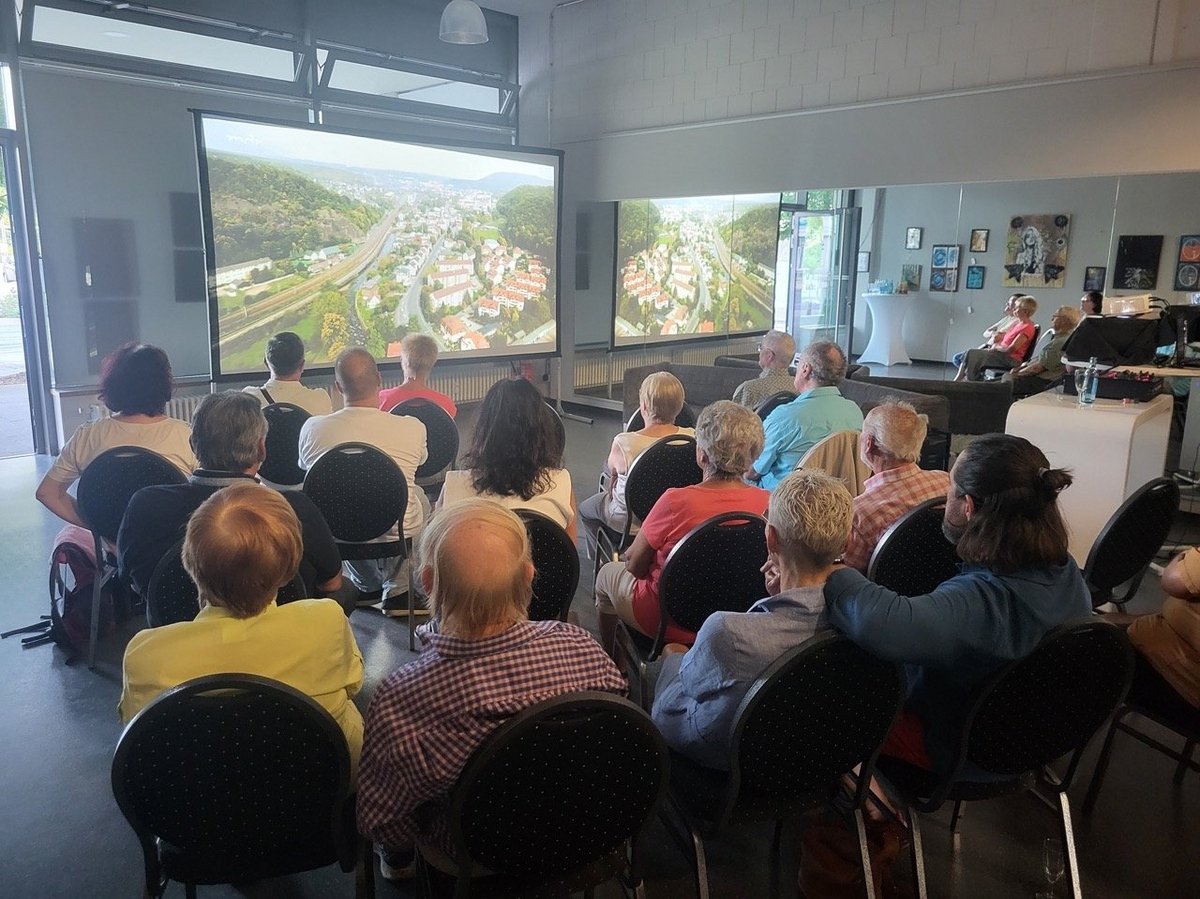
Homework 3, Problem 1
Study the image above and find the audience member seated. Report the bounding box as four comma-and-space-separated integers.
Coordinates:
952, 294, 1022, 367
732, 329, 797, 409
842, 401, 950, 572
954, 295, 1038, 382
1005, 305, 1082, 399
651, 470, 851, 768
579, 371, 693, 545
36, 343, 196, 527
594, 401, 769, 655
242, 331, 333, 416
356, 500, 625, 881
1126, 547, 1200, 713
377, 333, 456, 419
117, 391, 348, 610
119, 484, 365, 770
298, 347, 428, 614
749, 341, 863, 491
1081, 290, 1103, 316
438, 377, 575, 538
825, 433, 1091, 774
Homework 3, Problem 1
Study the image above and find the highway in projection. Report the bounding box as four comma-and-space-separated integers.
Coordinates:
217, 203, 401, 347
395, 234, 447, 333
713, 228, 773, 319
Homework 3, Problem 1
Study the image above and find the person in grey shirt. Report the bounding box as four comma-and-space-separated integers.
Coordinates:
732, 329, 797, 409
651, 469, 853, 769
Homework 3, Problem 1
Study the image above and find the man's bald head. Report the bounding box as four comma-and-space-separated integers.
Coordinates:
416, 499, 534, 634
334, 347, 382, 404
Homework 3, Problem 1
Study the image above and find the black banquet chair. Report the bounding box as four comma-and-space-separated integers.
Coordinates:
625, 401, 698, 432
420, 692, 667, 899
516, 509, 580, 622
391, 398, 459, 493
111, 674, 372, 899
661, 634, 904, 899
595, 434, 703, 570
867, 498, 960, 597
1082, 477, 1180, 609
302, 442, 408, 563
613, 512, 767, 708
146, 537, 307, 628
77, 445, 187, 668
753, 390, 796, 420
259, 402, 311, 488
876, 621, 1133, 899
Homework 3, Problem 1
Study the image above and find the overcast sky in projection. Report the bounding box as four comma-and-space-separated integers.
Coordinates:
202, 116, 554, 183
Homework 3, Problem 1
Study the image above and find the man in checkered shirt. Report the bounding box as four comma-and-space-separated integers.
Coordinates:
357, 499, 626, 880
842, 401, 951, 573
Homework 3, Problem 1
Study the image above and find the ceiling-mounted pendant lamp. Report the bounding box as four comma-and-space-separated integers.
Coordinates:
439, 0, 489, 44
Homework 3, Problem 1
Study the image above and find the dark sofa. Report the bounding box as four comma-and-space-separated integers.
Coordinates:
847, 368, 1013, 436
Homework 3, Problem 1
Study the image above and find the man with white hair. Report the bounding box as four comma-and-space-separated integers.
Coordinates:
357, 499, 625, 880
651, 470, 852, 768
842, 400, 950, 572
732, 329, 797, 409
1005, 304, 1082, 399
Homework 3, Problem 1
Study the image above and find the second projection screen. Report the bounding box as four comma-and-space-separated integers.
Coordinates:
614, 193, 779, 347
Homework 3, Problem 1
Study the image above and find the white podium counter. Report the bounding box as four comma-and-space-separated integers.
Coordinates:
857, 293, 912, 367
1005, 391, 1171, 566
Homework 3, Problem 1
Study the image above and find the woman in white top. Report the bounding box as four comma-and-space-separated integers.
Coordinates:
36, 343, 196, 527
437, 377, 577, 539
578, 371, 694, 541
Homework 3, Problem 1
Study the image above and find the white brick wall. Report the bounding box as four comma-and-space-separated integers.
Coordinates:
548, 0, 1200, 143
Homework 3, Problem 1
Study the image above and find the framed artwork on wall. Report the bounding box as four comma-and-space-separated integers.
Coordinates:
906, 227, 922, 250
1003, 214, 1070, 288
901, 263, 921, 290
857, 251, 871, 272
1083, 266, 1106, 292
969, 229, 989, 252
966, 265, 985, 289
1113, 235, 1164, 289
1175, 235, 1200, 291
930, 244, 960, 292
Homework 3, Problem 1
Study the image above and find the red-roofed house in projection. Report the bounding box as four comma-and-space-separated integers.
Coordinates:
439, 315, 466, 343
460, 331, 490, 351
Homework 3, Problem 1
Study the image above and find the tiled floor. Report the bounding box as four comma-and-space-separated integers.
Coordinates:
0, 403, 1196, 897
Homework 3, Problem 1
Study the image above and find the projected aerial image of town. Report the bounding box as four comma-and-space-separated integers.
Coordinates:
201, 118, 558, 374
614, 194, 778, 346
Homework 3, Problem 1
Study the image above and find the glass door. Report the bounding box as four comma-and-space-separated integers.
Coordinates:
0, 143, 34, 456
776, 190, 859, 353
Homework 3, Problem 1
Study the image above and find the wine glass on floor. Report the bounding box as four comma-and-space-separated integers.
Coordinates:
1037, 837, 1064, 897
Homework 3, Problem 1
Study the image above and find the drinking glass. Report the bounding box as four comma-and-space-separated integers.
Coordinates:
1039, 837, 1064, 897
1073, 369, 1088, 404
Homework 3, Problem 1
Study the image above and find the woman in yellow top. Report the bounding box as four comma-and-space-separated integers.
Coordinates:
118, 483, 365, 773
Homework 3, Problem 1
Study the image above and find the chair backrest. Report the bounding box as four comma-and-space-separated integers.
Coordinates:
391, 398, 458, 480
302, 442, 408, 544
625, 402, 697, 432
517, 509, 580, 622
867, 498, 960, 596
796, 429, 871, 496
958, 620, 1133, 785
659, 512, 768, 636
718, 634, 903, 823
259, 403, 311, 487
111, 674, 352, 884
1083, 477, 1180, 602
754, 390, 796, 420
146, 538, 307, 628
543, 401, 566, 460
1021, 325, 1042, 363
622, 435, 703, 526
448, 692, 668, 878
78, 446, 187, 543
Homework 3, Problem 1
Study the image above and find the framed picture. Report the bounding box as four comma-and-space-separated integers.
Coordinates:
1113, 235, 1163, 289
969, 229, 989, 253
1176, 235, 1200, 291
905, 227, 922, 250
1003, 213, 1071, 288
856, 251, 870, 273
965, 265, 985, 289
1083, 266, 1106, 292
929, 244, 960, 292
901, 263, 921, 291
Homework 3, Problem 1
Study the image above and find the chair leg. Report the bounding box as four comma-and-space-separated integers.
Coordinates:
948, 799, 964, 834
689, 827, 710, 899
1058, 792, 1083, 899
356, 835, 376, 899
185, 884, 197, 899
908, 808, 928, 899
1081, 716, 1122, 816
854, 808, 877, 899
407, 581, 416, 653
1174, 740, 1195, 785
87, 568, 106, 669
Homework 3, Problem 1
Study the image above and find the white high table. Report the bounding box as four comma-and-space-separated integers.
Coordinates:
857, 292, 912, 366
1005, 391, 1172, 566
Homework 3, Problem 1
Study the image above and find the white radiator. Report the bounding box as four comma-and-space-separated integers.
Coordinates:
572, 337, 759, 392
165, 395, 205, 423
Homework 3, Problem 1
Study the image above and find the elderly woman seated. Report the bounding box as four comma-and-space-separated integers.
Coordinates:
357, 500, 625, 881
593, 400, 770, 656
438, 377, 575, 537
118, 483, 365, 769
579, 371, 693, 549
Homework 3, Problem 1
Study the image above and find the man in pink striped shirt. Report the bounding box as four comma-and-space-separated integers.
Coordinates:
842, 401, 951, 573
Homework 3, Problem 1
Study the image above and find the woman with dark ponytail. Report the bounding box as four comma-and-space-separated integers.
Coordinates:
824, 433, 1092, 774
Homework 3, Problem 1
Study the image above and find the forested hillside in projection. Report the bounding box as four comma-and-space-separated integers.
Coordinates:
720, 202, 778, 270
207, 154, 382, 266
495, 185, 555, 258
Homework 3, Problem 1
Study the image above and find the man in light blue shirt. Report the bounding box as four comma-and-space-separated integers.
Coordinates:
749, 341, 864, 490
651, 470, 853, 769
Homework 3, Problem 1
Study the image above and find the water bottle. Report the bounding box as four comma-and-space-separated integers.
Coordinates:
1081, 356, 1099, 405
